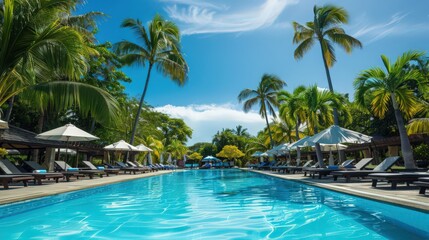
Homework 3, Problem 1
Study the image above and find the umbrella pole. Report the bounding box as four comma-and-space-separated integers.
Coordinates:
65, 137, 70, 171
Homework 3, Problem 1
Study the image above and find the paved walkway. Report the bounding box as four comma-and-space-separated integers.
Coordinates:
245, 169, 429, 212
0, 170, 172, 205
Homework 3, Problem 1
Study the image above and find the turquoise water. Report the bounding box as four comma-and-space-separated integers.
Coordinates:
0, 169, 428, 239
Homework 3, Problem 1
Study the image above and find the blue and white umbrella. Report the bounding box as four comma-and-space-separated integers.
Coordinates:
202, 155, 221, 162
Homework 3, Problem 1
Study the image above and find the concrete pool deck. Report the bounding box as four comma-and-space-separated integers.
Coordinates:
0, 170, 173, 205
0, 169, 428, 213
246, 169, 429, 212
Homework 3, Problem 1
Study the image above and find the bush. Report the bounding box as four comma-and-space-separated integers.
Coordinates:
414, 144, 429, 160
414, 144, 429, 168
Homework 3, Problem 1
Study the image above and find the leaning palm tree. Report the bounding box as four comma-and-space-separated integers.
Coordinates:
354, 51, 425, 169
114, 15, 188, 144
238, 74, 286, 148
293, 5, 362, 125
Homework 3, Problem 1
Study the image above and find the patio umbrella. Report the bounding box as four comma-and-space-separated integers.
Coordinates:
55, 148, 77, 155
251, 151, 263, 157
314, 143, 348, 165
135, 144, 153, 152
36, 123, 99, 169
309, 125, 372, 145
308, 125, 372, 166
104, 140, 141, 161
202, 155, 221, 162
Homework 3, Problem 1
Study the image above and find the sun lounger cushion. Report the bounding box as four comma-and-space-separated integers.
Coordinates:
67, 168, 79, 172
97, 166, 105, 170
328, 165, 339, 170
33, 169, 47, 173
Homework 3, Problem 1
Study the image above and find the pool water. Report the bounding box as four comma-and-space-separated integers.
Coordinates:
0, 169, 428, 239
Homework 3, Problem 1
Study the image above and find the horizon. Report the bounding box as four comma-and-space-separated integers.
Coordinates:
79, 0, 429, 145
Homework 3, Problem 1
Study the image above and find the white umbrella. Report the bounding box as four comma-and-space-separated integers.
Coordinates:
288, 136, 314, 149
314, 143, 348, 165
36, 123, 99, 169
104, 140, 140, 151
309, 125, 372, 145
251, 151, 263, 157
36, 123, 99, 142
167, 153, 172, 164
202, 155, 221, 162
308, 125, 371, 166
55, 148, 77, 155
135, 144, 153, 152
104, 140, 141, 162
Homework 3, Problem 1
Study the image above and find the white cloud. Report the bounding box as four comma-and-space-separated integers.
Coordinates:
353, 12, 429, 44
162, 0, 298, 35
155, 103, 266, 145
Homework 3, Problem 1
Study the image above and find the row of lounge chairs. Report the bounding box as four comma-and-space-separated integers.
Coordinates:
254, 156, 429, 195
0, 159, 176, 189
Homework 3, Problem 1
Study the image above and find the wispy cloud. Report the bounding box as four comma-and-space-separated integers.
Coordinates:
155, 104, 266, 145
162, 0, 298, 35
353, 12, 429, 44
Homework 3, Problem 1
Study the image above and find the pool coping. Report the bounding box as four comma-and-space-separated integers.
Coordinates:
245, 168, 429, 213
0, 170, 173, 205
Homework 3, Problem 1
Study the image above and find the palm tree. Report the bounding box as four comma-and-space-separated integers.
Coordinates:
238, 74, 286, 148
234, 125, 249, 137
292, 4, 362, 125
0, 0, 119, 125
278, 86, 306, 140
354, 51, 425, 169
301, 85, 339, 135
114, 15, 188, 144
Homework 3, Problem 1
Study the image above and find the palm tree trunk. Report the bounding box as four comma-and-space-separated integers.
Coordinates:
264, 108, 274, 148
129, 63, 153, 144
295, 118, 300, 141
4, 96, 15, 121
390, 93, 416, 169
319, 42, 339, 126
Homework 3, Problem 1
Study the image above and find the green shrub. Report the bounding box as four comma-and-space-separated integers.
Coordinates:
414, 144, 429, 160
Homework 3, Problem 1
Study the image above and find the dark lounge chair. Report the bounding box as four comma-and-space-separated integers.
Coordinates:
331, 156, 400, 183
0, 159, 63, 185
82, 161, 120, 176
55, 161, 104, 179
414, 177, 429, 195
0, 175, 34, 189
115, 161, 144, 174
23, 160, 81, 182
369, 170, 429, 189
280, 160, 313, 174
303, 159, 356, 179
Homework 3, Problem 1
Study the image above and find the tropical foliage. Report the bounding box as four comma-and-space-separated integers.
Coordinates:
216, 145, 244, 160
114, 15, 188, 144
354, 51, 425, 169
293, 4, 362, 125
238, 74, 286, 148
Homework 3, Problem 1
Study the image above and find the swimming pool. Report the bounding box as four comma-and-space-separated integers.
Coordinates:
0, 169, 428, 239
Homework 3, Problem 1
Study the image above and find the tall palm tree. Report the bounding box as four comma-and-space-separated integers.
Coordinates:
292, 4, 362, 125
354, 51, 425, 169
238, 74, 286, 148
114, 15, 188, 144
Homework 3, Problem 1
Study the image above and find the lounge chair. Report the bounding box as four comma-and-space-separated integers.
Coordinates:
303, 159, 356, 179
368, 170, 429, 189
115, 161, 144, 174
259, 161, 276, 170
414, 177, 429, 195
280, 160, 314, 174
0, 159, 63, 185
331, 156, 400, 183
55, 161, 104, 179
0, 175, 34, 189
82, 161, 120, 176
127, 161, 152, 172
24, 160, 80, 182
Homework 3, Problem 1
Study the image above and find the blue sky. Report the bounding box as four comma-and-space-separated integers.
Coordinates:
79, 0, 429, 145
